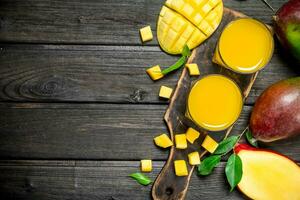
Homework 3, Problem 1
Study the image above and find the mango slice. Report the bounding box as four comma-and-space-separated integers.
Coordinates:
188, 151, 201, 165
186, 63, 200, 76
141, 160, 152, 172
159, 86, 173, 99
157, 0, 223, 54
175, 134, 187, 149
186, 127, 200, 143
201, 135, 219, 153
140, 26, 153, 42
174, 160, 188, 176
154, 134, 173, 148
146, 65, 164, 80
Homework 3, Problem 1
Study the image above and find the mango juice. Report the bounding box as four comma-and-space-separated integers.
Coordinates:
187, 75, 243, 131
213, 18, 274, 74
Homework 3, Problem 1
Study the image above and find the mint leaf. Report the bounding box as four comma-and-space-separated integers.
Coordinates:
182, 44, 191, 57
197, 155, 221, 175
214, 136, 239, 155
225, 154, 243, 191
246, 129, 258, 147
129, 173, 152, 186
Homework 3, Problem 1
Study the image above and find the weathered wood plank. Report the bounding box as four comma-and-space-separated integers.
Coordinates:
0, 44, 298, 104
0, 0, 283, 44
0, 103, 300, 161
0, 160, 248, 200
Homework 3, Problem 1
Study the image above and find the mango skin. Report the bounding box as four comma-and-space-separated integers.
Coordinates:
250, 77, 300, 142
274, 0, 300, 60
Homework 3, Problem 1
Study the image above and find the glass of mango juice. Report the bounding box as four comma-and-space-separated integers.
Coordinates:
186, 74, 243, 132
213, 18, 274, 74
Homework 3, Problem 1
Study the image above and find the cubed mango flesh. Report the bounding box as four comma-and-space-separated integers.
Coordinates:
159, 86, 173, 99
188, 151, 201, 165
175, 134, 187, 149
141, 160, 152, 172
157, 0, 224, 54
186, 63, 200, 76
154, 134, 173, 148
201, 135, 219, 153
186, 127, 200, 144
174, 160, 188, 176
140, 26, 153, 42
146, 65, 164, 81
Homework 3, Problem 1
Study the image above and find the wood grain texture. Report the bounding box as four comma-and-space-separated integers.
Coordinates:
0, 160, 252, 200
0, 103, 300, 161
0, 44, 299, 104
0, 0, 282, 44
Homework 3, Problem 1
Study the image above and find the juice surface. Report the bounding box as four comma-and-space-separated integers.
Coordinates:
217, 18, 274, 73
187, 75, 243, 131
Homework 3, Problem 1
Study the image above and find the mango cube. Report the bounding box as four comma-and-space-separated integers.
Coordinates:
185, 63, 200, 76
140, 160, 152, 172
140, 26, 153, 42
201, 135, 219, 153
175, 134, 187, 149
174, 160, 188, 176
159, 86, 173, 99
154, 134, 173, 148
186, 127, 200, 144
146, 65, 164, 81
188, 152, 201, 165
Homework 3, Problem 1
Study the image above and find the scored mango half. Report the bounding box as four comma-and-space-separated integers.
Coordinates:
157, 0, 223, 54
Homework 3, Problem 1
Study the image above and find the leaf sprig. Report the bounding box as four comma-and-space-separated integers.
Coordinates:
129, 173, 152, 186
161, 44, 191, 75
197, 126, 256, 191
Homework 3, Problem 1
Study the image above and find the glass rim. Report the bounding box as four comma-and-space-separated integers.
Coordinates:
217, 17, 274, 74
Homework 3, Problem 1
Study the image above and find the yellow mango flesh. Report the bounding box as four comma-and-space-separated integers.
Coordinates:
154, 134, 173, 148
238, 149, 300, 200
159, 86, 173, 99
174, 160, 188, 176
188, 151, 201, 165
201, 135, 218, 153
175, 134, 187, 149
186, 127, 200, 144
140, 160, 152, 172
146, 65, 164, 81
157, 0, 223, 54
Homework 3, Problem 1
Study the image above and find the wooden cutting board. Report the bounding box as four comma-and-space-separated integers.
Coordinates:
152, 8, 260, 200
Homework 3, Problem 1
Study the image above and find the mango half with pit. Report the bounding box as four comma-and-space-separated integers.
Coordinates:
157, 0, 223, 54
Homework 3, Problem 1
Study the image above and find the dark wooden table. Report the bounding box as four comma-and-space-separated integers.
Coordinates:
0, 0, 299, 199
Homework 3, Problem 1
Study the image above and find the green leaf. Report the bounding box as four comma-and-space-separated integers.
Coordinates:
197, 155, 221, 176
245, 129, 258, 147
182, 44, 191, 57
225, 154, 243, 191
129, 173, 152, 186
213, 136, 239, 155
161, 56, 187, 75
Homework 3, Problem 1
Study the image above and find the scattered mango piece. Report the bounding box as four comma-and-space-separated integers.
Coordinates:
201, 135, 219, 153
140, 160, 152, 172
175, 134, 187, 149
174, 160, 188, 176
186, 63, 200, 76
146, 65, 164, 81
154, 134, 173, 148
186, 127, 200, 144
140, 26, 153, 42
188, 151, 201, 165
159, 86, 173, 99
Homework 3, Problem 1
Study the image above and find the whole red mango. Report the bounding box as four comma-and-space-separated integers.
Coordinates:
274, 0, 300, 60
250, 77, 300, 142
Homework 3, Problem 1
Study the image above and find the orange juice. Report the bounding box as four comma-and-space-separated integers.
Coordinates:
187, 75, 243, 131
213, 18, 274, 74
